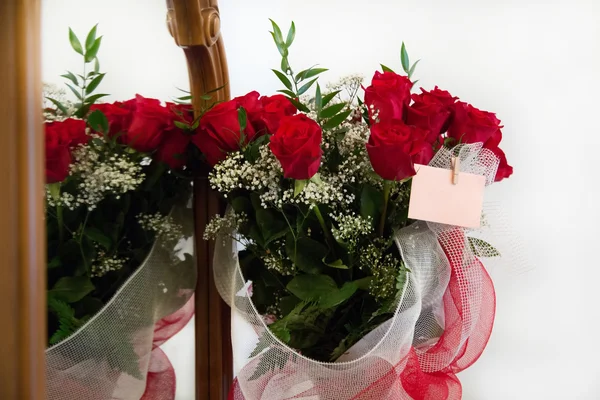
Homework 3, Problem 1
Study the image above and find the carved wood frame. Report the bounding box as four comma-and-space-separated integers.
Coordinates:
167, 1, 234, 398
0, 0, 46, 398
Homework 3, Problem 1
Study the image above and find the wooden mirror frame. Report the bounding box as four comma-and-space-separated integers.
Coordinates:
0, 0, 46, 399
0, 1, 233, 398
167, 1, 234, 398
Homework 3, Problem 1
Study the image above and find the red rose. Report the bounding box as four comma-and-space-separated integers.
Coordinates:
447, 102, 513, 181
488, 145, 513, 181
447, 102, 501, 144
121, 95, 172, 152
193, 93, 260, 166
156, 103, 195, 169
269, 114, 322, 180
405, 87, 458, 141
44, 119, 86, 183
89, 102, 133, 136
254, 95, 296, 135
366, 120, 432, 181
364, 71, 412, 122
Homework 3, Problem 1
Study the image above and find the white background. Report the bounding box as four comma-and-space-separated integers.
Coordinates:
42, 0, 600, 399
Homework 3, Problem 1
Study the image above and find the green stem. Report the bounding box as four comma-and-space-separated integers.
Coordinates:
79, 211, 91, 272
379, 181, 392, 237
56, 204, 65, 244
313, 205, 337, 257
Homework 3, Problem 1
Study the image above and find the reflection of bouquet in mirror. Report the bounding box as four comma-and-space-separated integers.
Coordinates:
204, 20, 513, 399
44, 25, 197, 400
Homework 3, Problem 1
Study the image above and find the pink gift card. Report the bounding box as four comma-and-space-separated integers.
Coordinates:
408, 164, 486, 228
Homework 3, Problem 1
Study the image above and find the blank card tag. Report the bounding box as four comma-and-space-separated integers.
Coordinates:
408, 164, 486, 228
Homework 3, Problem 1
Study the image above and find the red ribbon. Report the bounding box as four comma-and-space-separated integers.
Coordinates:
141, 294, 195, 400
228, 234, 496, 400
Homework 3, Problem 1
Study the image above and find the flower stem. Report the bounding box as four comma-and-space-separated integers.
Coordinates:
313, 205, 337, 257
379, 181, 392, 237
57, 204, 65, 244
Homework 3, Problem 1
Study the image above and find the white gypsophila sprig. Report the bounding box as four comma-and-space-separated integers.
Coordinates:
91, 250, 128, 278
59, 144, 146, 210
331, 212, 373, 251
138, 212, 184, 243
325, 74, 364, 105
263, 240, 296, 276
203, 211, 247, 242
209, 148, 283, 207
42, 83, 76, 121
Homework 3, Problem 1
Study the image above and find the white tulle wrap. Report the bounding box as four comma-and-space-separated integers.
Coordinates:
217, 143, 504, 400
45, 202, 196, 400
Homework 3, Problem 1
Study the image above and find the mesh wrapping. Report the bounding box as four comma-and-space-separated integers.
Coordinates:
46, 202, 196, 400
216, 144, 500, 400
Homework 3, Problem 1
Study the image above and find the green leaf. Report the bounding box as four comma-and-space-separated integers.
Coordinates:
88, 109, 109, 134
322, 109, 352, 130
285, 21, 296, 46
297, 78, 318, 96
285, 234, 327, 274
65, 83, 83, 100
321, 90, 341, 107
294, 179, 307, 197
315, 83, 322, 112
61, 71, 79, 86
468, 237, 501, 257
84, 227, 112, 250
84, 93, 109, 105
174, 121, 190, 130
48, 276, 95, 303
46, 97, 68, 115
85, 24, 98, 52
68, 28, 84, 55
238, 106, 248, 134
269, 19, 285, 45
48, 257, 62, 270
85, 36, 102, 63
401, 42, 410, 73
381, 64, 395, 73
94, 57, 100, 73
319, 103, 346, 119
295, 68, 328, 82
48, 298, 80, 345
277, 89, 296, 98
250, 334, 271, 358
287, 274, 337, 302
85, 73, 105, 94
288, 98, 310, 113
324, 258, 348, 269
231, 196, 252, 215
360, 184, 384, 226
255, 208, 288, 246
355, 277, 373, 290
271, 69, 293, 91
319, 281, 358, 308
408, 59, 420, 79
248, 347, 289, 381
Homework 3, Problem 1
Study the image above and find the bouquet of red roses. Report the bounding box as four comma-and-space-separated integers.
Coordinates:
203, 21, 512, 400
44, 26, 198, 400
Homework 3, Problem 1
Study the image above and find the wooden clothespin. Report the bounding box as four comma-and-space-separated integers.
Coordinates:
451, 156, 460, 185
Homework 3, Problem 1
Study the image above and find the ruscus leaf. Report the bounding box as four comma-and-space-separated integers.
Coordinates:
85, 24, 98, 52
272, 69, 293, 91
68, 28, 84, 55
401, 42, 410, 73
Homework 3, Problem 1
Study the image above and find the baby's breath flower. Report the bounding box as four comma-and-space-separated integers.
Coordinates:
360, 242, 402, 302
331, 212, 373, 251
203, 211, 247, 242
58, 144, 145, 210
138, 212, 184, 243
91, 250, 128, 278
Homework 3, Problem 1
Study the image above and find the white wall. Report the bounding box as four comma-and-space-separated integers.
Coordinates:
42, 0, 600, 399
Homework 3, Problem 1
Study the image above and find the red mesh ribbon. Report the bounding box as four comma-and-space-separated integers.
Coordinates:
141, 294, 195, 400
228, 235, 496, 400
